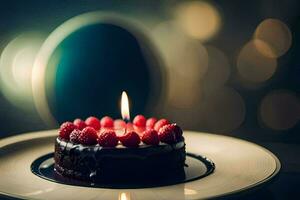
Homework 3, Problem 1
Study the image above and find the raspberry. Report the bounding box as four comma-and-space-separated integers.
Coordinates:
85, 116, 101, 130
125, 122, 134, 132
69, 129, 82, 143
100, 116, 114, 127
97, 130, 118, 147
158, 123, 182, 144
59, 122, 77, 140
141, 129, 159, 145
154, 118, 169, 131
146, 117, 157, 129
119, 131, 141, 147
133, 125, 146, 136
114, 119, 126, 129
133, 115, 146, 127
73, 118, 87, 130
79, 127, 98, 145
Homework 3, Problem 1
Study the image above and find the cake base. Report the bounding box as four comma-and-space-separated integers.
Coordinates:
31, 152, 215, 188
54, 137, 186, 182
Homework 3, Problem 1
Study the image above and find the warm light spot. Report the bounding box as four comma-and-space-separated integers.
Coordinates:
174, 1, 221, 41
202, 87, 246, 133
121, 91, 130, 121
254, 18, 292, 58
184, 188, 198, 195
259, 90, 300, 130
0, 33, 44, 110
252, 38, 276, 59
119, 192, 131, 200
237, 39, 277, 83
203, 45, 230, 88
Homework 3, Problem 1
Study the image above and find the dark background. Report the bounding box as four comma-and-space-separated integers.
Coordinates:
0, 0, 299, 199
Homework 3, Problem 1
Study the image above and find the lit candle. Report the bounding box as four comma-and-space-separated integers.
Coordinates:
121, 91, 130, 123
118, 91, 134, 135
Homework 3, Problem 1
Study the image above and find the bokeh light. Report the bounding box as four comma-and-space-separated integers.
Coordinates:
174, 1, 221, 41
237, 39, 277, 83
203, 45, 230, 88
151, 21, 208, 108
259, 90, 300, 130
0, 33, 45, 110
202, 87, 246, 133
254, 18, 292, 58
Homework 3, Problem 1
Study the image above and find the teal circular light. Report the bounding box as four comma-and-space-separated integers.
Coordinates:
32, 12, 164, 126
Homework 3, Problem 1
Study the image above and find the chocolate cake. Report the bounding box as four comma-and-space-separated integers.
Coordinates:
54, 116, 186, 183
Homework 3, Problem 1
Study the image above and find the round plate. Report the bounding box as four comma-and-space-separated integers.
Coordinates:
0, 130, 280, 200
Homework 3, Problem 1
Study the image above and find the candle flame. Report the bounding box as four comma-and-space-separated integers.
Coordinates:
121, 91, 130, 122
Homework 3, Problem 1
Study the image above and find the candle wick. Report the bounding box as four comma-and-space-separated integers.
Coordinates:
124, 118, 130, 134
